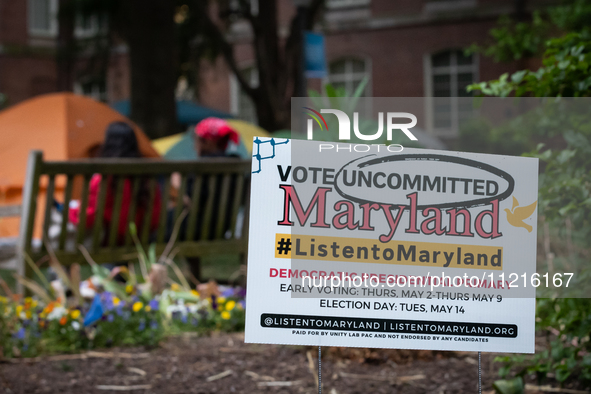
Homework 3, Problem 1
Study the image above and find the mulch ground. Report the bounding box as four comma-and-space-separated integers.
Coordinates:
0, 333, 581, 394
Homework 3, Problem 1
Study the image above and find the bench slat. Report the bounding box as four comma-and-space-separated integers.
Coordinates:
173, 174, 188, 239
42, 160, 250, 176
157, 176, 171, 244
124, 177, 141, 247
215, 174, 232, 239
58, 175, 74, 250
107, 177, 126, 248
42, 175, 55, 244
76, 175, 91, 247
92, 176, 109, 251
228, 175, 245, 238
140, 178, 157, 245
185, 176, 203, 241
200, 176, 217, 240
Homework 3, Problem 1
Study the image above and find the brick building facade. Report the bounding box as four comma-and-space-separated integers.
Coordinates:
0, 0, 541, 136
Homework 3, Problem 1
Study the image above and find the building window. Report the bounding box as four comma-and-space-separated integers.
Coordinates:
228, 0, 259, 16
328, 58, 370, 96
230, 67, 258, 124
424, 0, 477, 13
75, 14, 104, 38
428, 49, 477, 132
28, 0, 58, 36
74, 77, 107, 102
327, 0, 371, 9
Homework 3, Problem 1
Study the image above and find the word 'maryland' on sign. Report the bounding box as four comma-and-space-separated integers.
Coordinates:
245, 139, 538, 353
274, 234, 503, 269
277, 187, 502, 242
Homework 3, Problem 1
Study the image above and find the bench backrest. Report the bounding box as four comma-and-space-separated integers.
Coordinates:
17, 150, 251, 274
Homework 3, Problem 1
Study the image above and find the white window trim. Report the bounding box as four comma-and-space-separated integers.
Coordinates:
74, 79, 107, 102
229, 65, 259, 123
325, 56, 372, 98
327, 0, 371, 9
229, 0, 259, 16
28, 0, 58, 37
424, 50, 479, 137
424, 0, 477, 13
74, 14, 101, 39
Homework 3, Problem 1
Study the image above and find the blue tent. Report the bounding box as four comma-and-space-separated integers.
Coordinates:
111, 100, 233, 126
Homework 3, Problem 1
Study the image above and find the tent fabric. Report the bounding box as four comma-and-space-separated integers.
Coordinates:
225, 120, 269, 153
152, 120, 270, 160
152, 134, 183, 155
0, 92, 159, 238
112, 100, 233, 126
0, 93, 158, 190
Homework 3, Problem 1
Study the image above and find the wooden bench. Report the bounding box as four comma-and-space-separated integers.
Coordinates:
15, 150, 251, 283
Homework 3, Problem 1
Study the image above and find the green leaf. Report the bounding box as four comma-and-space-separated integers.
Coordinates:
493, 377, 524, 394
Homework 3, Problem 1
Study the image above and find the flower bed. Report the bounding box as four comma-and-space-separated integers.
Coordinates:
0, 285, 245, 359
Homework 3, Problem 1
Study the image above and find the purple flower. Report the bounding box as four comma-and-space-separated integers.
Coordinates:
102, 292, 114, 311
148, 299, 159, 311
14, 327, 25, 340
211, 295, 218, 310
138, 319, 145, 331
107, 314, 115, 322
191, 317, 198, 326
181, 314, 187, 324
150, 320, 158, 330
236, 288, 246, 299
239, 300, 246, 309
221, 288, 234, 298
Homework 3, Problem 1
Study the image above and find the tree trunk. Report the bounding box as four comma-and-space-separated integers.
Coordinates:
127, 0, 177, 139
56, 0, 75, 91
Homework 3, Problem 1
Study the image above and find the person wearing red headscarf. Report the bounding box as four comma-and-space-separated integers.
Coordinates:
194, 117, 241, 157
169, 118, 245, 281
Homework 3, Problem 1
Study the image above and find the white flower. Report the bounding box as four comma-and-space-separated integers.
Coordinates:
166, 304, 187, 318
71, 321, 80, 331
47, 306, 67, 321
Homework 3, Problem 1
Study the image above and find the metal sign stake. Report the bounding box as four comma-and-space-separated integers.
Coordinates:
478, 351, 482, 394
318, 346, 322, 394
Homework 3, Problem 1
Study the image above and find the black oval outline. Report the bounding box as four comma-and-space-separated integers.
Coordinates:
333, 154, 515, 209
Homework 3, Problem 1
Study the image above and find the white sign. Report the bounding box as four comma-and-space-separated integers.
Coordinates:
245, 138, 538, 353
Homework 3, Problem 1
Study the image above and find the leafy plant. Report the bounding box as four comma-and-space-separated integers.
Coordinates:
470, 6, 591, 390
304, 79, 422, 147
1, 215, 246, 359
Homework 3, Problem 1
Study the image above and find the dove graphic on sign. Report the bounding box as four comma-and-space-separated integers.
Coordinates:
504, 196, 537, 232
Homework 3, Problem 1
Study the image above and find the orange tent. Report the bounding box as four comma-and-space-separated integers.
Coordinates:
0, 92, 159, 237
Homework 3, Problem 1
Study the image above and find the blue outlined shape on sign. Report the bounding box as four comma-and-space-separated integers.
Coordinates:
252, 137, 289, 174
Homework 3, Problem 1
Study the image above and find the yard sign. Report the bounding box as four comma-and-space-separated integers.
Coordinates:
245, 138, 538, 353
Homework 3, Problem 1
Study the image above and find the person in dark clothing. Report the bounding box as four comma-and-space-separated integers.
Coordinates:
193, 117, 241, 158
70, 122, 161, 244
170, 118, 245, 281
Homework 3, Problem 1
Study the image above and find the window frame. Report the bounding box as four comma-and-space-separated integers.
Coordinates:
424, 49, 479, 136
326, 0, 371, 9
229, 65, 259, 125
28, 0, 58, 37
74, 14, 103, 39
74, 77, 108, 103
326, 56, 372, 98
